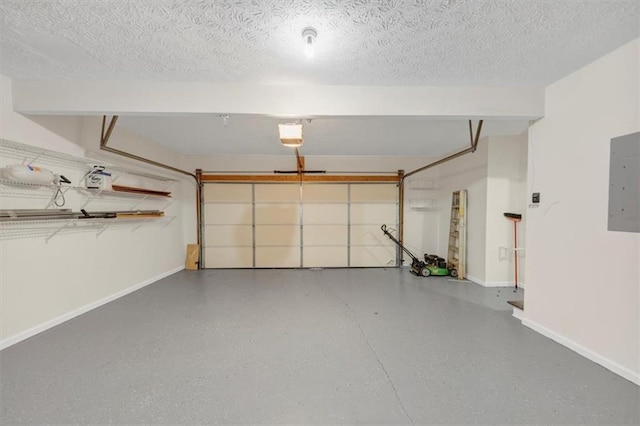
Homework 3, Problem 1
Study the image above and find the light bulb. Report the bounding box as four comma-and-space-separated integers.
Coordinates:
302, 27, 317, 59
305, 37, 314, 58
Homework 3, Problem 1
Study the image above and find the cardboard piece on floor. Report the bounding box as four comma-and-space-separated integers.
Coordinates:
186, 244, 199, 270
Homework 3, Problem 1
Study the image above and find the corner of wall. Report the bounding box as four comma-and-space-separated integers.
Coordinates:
484, 134, 529, 285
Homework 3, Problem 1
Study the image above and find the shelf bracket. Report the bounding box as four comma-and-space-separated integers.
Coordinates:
80, 187, 106, 209
162, 198, 175, 210
162, 216, 176, 229
45, 221, 73, 242
131, 218, 152, 232
25, 152, 44, 166
96, 221, 113, 237
129, 197, 145, 210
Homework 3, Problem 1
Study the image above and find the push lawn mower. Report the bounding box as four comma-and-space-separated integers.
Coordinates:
381, 224, 452, 277
424, 254, 455, 277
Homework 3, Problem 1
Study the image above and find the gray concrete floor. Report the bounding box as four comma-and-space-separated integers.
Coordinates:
1, 268, 638, 425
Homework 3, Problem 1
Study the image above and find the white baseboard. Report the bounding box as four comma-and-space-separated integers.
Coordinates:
521, 318, 639, 386
0, 266, 184, 351
466, 275, 525, 288
511, 307, 524, 320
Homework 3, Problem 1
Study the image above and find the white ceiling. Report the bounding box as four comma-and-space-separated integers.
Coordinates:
117, 115, 530, 156
1, 1, 637, 156
1, 0, 637, 85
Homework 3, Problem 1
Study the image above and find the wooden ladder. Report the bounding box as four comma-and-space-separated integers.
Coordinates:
447, 190, 467, 279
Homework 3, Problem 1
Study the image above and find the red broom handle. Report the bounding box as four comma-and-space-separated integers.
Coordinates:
514, 221, 518, 290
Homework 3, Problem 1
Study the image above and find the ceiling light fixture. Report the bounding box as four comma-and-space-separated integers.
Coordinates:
278, 123, 303, 148
302, 27, 317, 58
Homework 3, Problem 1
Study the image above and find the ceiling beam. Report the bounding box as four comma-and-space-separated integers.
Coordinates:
12, 81, 544, 119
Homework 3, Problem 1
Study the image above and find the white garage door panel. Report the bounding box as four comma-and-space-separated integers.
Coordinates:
255, 184, 300, 202
350, 184, 397, 202
303, 225, 348, 246
350, 203, 397, 224
303, 184, 348, 202
303, 247, 348, 267
350, 246, 396, 267
204, 225, 253, 247
205, 247, 253, 268
255, 225, 301, 246
255, 203, 300, 225
203, 184, 252, 202
204, 203, 253, 225
303, 204, 348, 224
351, 225, 394, 246
256, 247, 300, 268
203, 182, 398, 269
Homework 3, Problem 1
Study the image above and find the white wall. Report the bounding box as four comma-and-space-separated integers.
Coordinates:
485, 134, 528, 286
525, 39, 639, 384
0, 75, 194, 346
428, 138, 489, 281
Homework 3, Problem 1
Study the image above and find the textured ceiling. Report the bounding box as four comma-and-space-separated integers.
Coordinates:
1, 0, 638, 86
116, 115, 529, 156
1, 1, 637, 157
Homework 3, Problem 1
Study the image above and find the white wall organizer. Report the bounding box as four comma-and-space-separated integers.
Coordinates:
0, 139, 177, 241
407, 178, 438, 189
407, 197, 439, 211
406, 178, 440, 211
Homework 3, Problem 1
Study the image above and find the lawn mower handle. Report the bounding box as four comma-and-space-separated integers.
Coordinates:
380, 224, 420, 262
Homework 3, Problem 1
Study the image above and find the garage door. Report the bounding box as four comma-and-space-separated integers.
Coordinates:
202, 182, 397, 268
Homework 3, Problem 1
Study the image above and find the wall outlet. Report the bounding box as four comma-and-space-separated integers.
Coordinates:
532, 192, 540, 203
